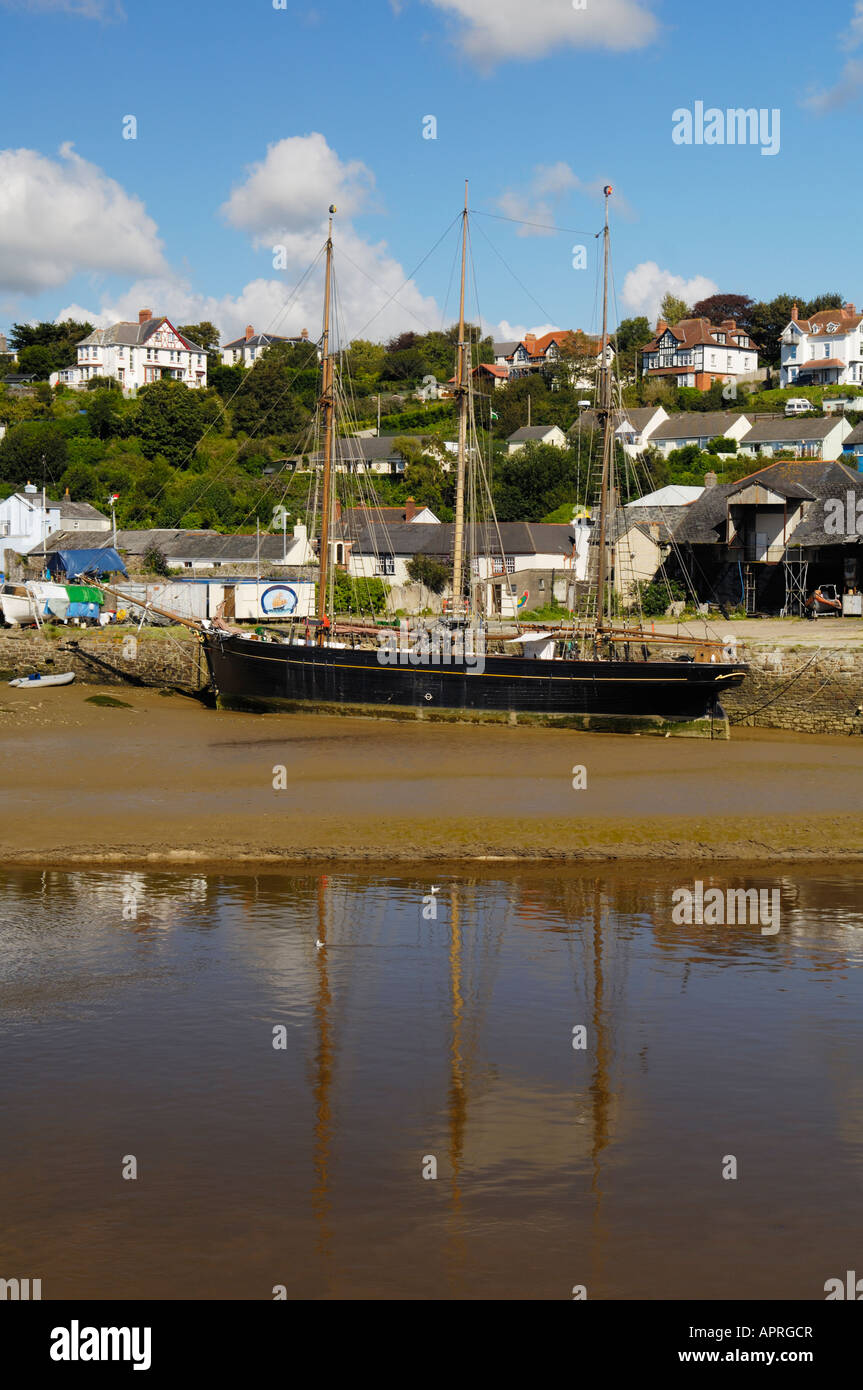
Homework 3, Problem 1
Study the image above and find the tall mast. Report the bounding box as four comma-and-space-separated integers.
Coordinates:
316, 206, 336, 640
451, 181, 469, 616
594, 185, 613, 635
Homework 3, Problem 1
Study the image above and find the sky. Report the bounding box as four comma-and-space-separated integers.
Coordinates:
0, 0, 861, 347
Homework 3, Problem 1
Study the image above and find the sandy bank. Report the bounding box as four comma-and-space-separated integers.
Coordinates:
2, 683, 862, 865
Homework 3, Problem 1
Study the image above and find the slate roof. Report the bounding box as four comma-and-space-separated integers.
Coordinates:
222, 332, 311, 350
507, 425, 564, 442
738, 417, 843, 444
672, 461, 863, 549
78, 317, 205, 353
651, 412, 749, 441
571, 406, 664, 436
643, 317, 758, 353
339, 520, 576, 558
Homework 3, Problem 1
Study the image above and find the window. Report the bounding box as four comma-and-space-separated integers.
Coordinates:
184, 561, 192, 569
379, 554, 395, 576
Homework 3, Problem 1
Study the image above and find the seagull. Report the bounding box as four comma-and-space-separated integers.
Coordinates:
315, 939, 325, 951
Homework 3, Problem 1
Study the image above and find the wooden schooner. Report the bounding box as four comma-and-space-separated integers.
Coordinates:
198, 185, 746, 736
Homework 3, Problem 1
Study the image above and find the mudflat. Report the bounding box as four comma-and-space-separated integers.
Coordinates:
2, 682, 863, 865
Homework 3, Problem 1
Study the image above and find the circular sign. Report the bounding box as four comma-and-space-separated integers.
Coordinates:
260, 584, 299, 615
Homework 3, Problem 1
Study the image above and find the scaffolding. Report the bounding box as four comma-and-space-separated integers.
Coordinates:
782, 549, 809, 618
743, 562, 757, 615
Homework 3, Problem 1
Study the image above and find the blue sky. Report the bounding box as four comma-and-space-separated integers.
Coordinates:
0, 0, 860, 345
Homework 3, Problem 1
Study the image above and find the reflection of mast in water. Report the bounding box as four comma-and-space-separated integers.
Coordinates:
588, 878, 612, 1286
445, 885, 468, 1278
311, 874, 334, 1263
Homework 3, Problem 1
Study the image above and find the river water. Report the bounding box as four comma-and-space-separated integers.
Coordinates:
1, 866, 861, 1300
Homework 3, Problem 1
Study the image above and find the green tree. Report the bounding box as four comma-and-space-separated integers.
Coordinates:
230, 342, 312, 437
177, 321, 220, 352
133, 379, 208, 465
16, 344, 56, 379
406, 554, 449, 595
660, 293, 690, 325
142, 543, 170, 577
493, 442, 576, 521
0, 419, 68, 484
9, 319, 93, 372
85, 389, 123, 441
613, 316, 653, 375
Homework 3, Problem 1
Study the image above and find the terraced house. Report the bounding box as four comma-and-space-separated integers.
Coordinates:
641, 316, 759, 391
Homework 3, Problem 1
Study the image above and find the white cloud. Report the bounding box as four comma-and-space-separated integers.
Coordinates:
496, 161, 632, 236
620, 261, 718, 323
425, 0, 659, 65
221, 134, 375, 246
0, 0, 125, 17
493, 320, 558, 342
841, 0, 863, 48
803, 59, 863, 112
58, 135, 441, 345
0, 144, 165, 295
803, 3, 863, 111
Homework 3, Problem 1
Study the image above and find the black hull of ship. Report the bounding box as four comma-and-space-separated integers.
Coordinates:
201, 634, 747, 737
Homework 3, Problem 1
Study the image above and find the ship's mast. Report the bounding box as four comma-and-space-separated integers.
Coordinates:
451, 181, 469, 617
316, 206, 337, 641
594, 185, 614, 635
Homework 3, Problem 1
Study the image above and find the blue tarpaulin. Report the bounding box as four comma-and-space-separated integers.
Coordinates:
47, 548, 127, 579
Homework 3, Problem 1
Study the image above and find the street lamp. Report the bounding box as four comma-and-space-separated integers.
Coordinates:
107, 493, 118, 548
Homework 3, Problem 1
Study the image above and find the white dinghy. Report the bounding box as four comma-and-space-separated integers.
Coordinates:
9, 671, 76, 688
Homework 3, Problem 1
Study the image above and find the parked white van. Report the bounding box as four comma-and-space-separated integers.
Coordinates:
785, 397, 815, 416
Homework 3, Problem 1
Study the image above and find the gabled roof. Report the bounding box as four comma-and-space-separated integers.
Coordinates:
493, 341, 520, 357
794, 308, 863, 335
222, 332, 311, 350
642, 317, 758, 353
739, 417, 843, 443
507, 424, 564, 441
651, 411, 748, 441
77, 317, 205, 353
673, 460, 863, 549
340, 520, 576, 558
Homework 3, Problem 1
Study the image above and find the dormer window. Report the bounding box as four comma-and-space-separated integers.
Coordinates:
715, 333, 725, 343
827, 323, 838, 333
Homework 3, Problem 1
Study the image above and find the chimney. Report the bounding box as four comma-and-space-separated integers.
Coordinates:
523, 332, 536, 349
704, 471, 718, 489
245, 324, 254, 341
791, 303, 799, 322
138, 308, 152, 325
333, 498, 342, 523
845, 302, 857, 317
405, 496, 416, 522
300, 328, 309, 340
656, 318, 668, 335
721, 319, 736, 332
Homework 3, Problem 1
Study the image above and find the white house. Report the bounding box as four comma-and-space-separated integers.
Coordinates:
571, 405, 669, 457
642, 317, 758, 390
779, 303, 863, 387
50, 311, 208, 394
507, 424, 568, 454
0, 484, 110, 558
648, 411, 753, 457
736, 416, 853, 462
221, 325, 314, 367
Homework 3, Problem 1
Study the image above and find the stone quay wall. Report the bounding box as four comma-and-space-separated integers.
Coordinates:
0, 627, 209, 692
2, 627, 863, 734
